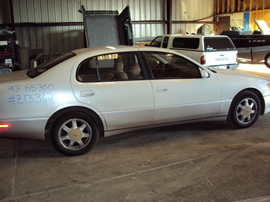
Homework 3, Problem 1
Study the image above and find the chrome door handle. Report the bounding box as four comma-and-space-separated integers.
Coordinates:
80, 91, 95, 97
156, 87, 168, 93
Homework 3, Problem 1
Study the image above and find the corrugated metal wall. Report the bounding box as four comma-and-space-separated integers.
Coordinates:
5, 0, 213, 53
172, 0, 214, 34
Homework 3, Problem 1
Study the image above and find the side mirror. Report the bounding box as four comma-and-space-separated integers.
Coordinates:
201, 69, 210, 78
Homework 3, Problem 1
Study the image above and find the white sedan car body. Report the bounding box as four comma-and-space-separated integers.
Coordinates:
0, 46, 270, 155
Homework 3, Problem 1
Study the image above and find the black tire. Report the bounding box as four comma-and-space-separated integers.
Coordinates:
229, 91, 261, 128
264, 53, 270, 68
51, 112, 99, 156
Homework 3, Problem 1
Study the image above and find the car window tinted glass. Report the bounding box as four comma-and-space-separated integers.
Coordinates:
27, 52, 75, 78
162, 37, 169, 48
77, 57, 99, 82
204, 37, 235, 51
173, 38, 199, 49
77, 52, 143, 82
143, 52, 201, 79
150, 36, 162, 47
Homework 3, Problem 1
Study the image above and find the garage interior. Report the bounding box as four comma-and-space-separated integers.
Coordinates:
1, 0, 270, 201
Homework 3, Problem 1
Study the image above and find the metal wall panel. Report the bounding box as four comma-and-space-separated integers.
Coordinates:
12, 0, 165, 22
11, 0, 213, 53
16, 25, 84, 53
132, 24, 165, 40
12, 0, 167, 53
172, 0, 214, 34
172, 0, 213, 21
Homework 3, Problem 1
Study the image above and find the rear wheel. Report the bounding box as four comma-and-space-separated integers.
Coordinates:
229, 91, 261, 128
265, 53, 270, 68
51, 112, 99, 156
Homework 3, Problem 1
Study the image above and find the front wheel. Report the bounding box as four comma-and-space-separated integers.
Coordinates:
264, 53, 270, 68
229, 91, 261, 128
51, 112, 99, 156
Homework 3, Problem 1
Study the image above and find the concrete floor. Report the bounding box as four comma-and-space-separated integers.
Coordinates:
1, 64, 270, 202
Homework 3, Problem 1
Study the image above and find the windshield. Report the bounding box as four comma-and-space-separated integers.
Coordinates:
27, 52, 75, 78
223, 19, 251, 31
255, 19, 270, 35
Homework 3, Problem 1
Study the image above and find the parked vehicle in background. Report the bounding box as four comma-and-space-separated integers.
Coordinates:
149, 34, 239, 70
221, 19, 270, 68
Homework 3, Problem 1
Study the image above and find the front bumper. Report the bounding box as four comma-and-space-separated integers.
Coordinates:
263, 95, 270, 115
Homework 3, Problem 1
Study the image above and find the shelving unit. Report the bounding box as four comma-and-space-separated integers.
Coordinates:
0, 33, 16, 70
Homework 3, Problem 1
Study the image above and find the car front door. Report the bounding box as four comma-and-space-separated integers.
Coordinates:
71, 52, 154, 131
142, 51, 221, 124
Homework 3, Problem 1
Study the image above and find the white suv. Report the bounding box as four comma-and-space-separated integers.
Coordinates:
149, 34, 238, 70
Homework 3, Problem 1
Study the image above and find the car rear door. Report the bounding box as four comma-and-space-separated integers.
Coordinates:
71, 51, 154, 131
142, 51, 221, 124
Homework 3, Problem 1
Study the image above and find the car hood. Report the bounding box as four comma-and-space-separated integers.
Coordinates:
0, 70, 29, 83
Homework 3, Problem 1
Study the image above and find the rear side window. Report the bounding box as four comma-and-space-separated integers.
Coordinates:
204, 37, 235, 51
77, 52, 144, 82
172, 38, 200, 49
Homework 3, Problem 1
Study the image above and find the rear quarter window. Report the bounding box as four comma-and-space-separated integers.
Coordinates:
204, 37, 235, 51
172, 38, 200, 49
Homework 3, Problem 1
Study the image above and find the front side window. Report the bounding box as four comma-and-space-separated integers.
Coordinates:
77, 52, 144, 82
143, 52, 202, 79
150, 36, 163, 47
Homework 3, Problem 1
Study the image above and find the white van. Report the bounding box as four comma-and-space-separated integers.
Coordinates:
149, 34, 239, 70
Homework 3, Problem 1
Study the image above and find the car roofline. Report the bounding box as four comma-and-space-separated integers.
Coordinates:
71, 45, 180, 56
154, 34, 229, 39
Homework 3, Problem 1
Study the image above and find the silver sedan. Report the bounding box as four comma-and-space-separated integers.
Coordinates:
0, 46, 270, 155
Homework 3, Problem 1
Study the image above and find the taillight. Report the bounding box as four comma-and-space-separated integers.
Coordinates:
236, 53, 238, 63
201, 55, 206, 65
0, 124, 10, 128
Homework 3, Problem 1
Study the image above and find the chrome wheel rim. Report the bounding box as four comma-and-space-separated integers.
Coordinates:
58, 118, 92, 151
236, 98, 257, 125
267, 56, 270, 66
